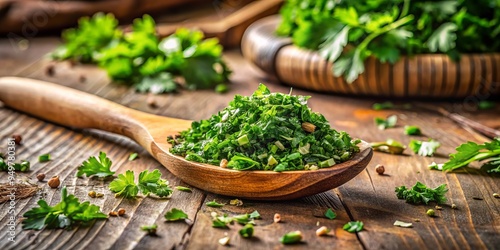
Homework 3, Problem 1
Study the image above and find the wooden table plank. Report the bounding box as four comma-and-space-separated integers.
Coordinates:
0, 37, 499, 249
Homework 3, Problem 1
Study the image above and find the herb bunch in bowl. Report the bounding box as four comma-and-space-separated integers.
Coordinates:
276, 0, 500, 83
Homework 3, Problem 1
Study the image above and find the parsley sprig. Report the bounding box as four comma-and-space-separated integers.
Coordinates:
395, 182, 448, 204
441, 138, 500, 173
52, 13, 231, 93
109, 169, 173, 198
77, 152, 115, 178
22, 187, 107, 230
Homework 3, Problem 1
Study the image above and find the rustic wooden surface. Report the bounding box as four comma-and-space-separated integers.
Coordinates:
242, 16, 500, 98
0, 37, 499, 250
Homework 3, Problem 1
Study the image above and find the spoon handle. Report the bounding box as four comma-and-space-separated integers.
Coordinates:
0, 77, 149, 140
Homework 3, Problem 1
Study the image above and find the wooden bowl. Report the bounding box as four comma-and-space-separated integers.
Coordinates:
242, 16, 500, 98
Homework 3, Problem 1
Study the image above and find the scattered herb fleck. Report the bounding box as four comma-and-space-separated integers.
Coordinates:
404, 125, 422, 136
169, 84, 360, 171
374, 115, 397, 130
372, 102, 394, 110
325, 208, 337, 220
22, 187, 107, 230
229, 199, 243, 206
0, 155, 30, 172
38, 154, 51, 163
396, 182, 448, 204
164, 208, 188, 221
426, 209, 436, 217
77, 152, 115, 178
393, 220, 413, 228
478, 101, 496, 110
371, 139, 406, 155
343, 221, 364, 233
239, 223, 254, 238
128, 153, 139, 161
428, 162, 443, 171
409, 139, 440, 157
280, 231, 303, 244
206, 200, 225, 208
176, 186, 192, 192
141, 224, 158, 235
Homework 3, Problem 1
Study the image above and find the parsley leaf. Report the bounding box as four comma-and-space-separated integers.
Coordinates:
77, 152, 115, 178
374, 115, 397, 130
109, 170, 138, 198
210, 211, 260, 228
395, 181, 448, 204
22, 187, 107, 230
409, 139, 440, 156
206, 200, 225, 208
164, 208, 188, 221
426, 23, 457, 53
325, 208, 337, 220
343, 221, 364, 233
404, 125, 421, 135
371, 139, 406, 155
441, 138, 500, 172
0, 156, 30, 172
138, 169, 173, 197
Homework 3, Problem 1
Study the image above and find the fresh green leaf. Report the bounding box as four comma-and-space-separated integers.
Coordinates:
404, 126, 421, 135
169, 84, 360, 171
325, 208, 337, 220
76, 152, 115, 178
109, 170, 138, 198
409, 139, 440, 156
22, 187, 107, 230
249, 210, 261, 219
138, 169, 173, 197
426, 23, 457, 53
0, 156, 30, 172
319, 25, 350, 63
395, 181, 448, 204
38, 153, 51, 163
128, 153, 139, 161
343, 221, 364, 233
442, 138, 500, 172
239, 223, 254, 238
135, 72, 177, 94
206, 200, 225, 208
374, 115, 397, 130
141, 224, 158, 235
280, 231, 303, 244
175, 186, 192, 192
164, 208, 188, 221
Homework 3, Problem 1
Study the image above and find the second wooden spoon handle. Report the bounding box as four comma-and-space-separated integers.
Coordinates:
0, 77, 148, 140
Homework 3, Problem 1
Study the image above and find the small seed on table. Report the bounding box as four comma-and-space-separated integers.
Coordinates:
493, 193, 500, 198
88, 191, 96, 198
375, 164, 385, 175
274, 213, 281, 223
36, 173, 45, 182
118, 208, 126, 216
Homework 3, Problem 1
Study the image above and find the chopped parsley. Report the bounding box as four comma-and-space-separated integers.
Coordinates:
76, 152, 115, 178
22, 187, 107, 230
164, 208, 189, 221
175, 186, 192, 192
109, 169, 172, 198
239, 223, 254, 238
211, 210, 260, 228
280, 231, 303, 244
325, 208, 337, 220
395, 182, 448, 204
409, 139, 440, 157
404, 125, 421, 135
206, 200, 225, 208
128, 153, 139, 161
374, 115, 397, 130
343, 221, 364, 233
169, 84, 360, 171
371, 139, 406, 155
38, 154, 51, 163
0, 155, 30, 172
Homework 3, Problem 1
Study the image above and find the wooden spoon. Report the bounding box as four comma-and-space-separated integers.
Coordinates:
0, 77, 372, 200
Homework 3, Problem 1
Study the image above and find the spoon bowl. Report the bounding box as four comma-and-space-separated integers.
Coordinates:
0, 77, 372, 200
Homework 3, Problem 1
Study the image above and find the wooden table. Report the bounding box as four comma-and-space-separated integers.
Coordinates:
0, 38, 499, 250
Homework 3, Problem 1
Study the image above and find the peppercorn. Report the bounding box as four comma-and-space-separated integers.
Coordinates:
47, 176, 60, 188
36, 173, 46, 182
426, 209, 435, 217
12, 134, 22, 145
375, 164, 385, 175
117, 208, 126, 216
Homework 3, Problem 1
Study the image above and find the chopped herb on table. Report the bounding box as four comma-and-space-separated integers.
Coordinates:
280, 231, 303, 244
77, 152, 115, 178
478, 101, 496, 110
206, 200, 225, 208
51, 13, 231, 93
22, 187, 107, 230
325, 208, 337, 220
175, 186, 192, 192
439, 138, 500, 173
109, 169, 172, 198
343, 221, 364, 233
164, 208, 189, 221
211, 211, 260, 228
371, 139, 406, 155
0, 155, 30, 172
404, 125, 421, 136
38, 153, 51, 163
169, 84, 360, 171
396, 181, 448, 204
372, 102, 394, 110
409, 139, 440, 157
141, 224, 158, 235
374, 115, 397, 130
239, 223, 254, 238
128, 152, 139, 161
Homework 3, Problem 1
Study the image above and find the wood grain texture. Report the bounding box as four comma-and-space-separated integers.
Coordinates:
0, 37, 499, 249
242, 16, 500, 98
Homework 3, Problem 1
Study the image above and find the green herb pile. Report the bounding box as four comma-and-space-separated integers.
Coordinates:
277, 0, 500, 83
169, 84, 360, 171
52, 13, 231, 93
